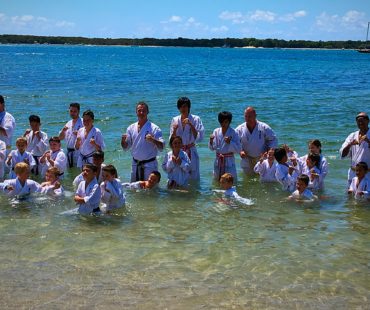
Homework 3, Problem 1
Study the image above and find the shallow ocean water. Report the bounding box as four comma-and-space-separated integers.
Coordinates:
0, 45, 369, 308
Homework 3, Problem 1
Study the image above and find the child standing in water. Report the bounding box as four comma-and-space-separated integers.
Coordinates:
6, 137, 35, 179
162, 136, 191, 188
217, 173, 253, 205
253, 149, 277, 182
348, 162, 370, 201
288, 174, 318, 202
100, 164, 125, 213
209, 111, 241, 181
40, 167, 64, 196
274, 147, 299, 192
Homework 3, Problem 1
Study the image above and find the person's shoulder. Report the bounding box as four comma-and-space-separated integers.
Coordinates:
257, 120, 273, 129
5, 112, 15, 120
235, 122, 245, 130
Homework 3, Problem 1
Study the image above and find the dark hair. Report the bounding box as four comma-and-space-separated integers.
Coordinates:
29, 115, 41, 123
102, 164, 118, 178
136, 101, 149, 114
218, 111, 232, 124
150, 170, 161, 182
169, 135, 182, 148
298, 174, 309, 186
356, 161, 368, 171
92, 150, 104, 160
307, 153, 321, 169
70, 102, 80, 111
0, 95, 4, 104
83, 163, 98, 173
49, 136, 61, 143
309, 139, 322, 153
177, 97, 191, 111
274, 147, 287, 163
82, 109, 94, 120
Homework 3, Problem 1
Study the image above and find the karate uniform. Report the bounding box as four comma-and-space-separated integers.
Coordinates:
25, 130, 48, 175
348, 176, 370, 201
224, 187, 254, 205
169, 114, 204, 180
6, 150, 36, 179
235, 120, 278, 174
0, 140, 7, 181
299, 154, 328, 189
0, 177, 41, 198
40, 183, 64, 196
253, 160, 278, 182
123, 120, 164, 182
162, 150, 191, 187
209, 127, 241, 181
59, 117, 83, 168
73, 164, 105, 188
300, 164, 322, 191
0, 111, 16, 152
40, 149, 67, 178
100, 178, 125, 212
122, 181, 144, 190
289, 188, 316, 201
76, 126, 105, 168
340, 130, 370, 186
75, 177, 101, 215
275, 163, 299, 192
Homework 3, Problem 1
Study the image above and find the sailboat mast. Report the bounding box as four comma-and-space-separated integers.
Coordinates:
366, 22, 370, 43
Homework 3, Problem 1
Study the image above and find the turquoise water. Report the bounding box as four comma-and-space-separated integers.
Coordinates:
0, 45, 369, 308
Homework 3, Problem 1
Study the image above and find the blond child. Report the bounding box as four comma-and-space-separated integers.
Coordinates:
40, 167, 64, 196
217, 173, 253, 205
6, 137, 35, 179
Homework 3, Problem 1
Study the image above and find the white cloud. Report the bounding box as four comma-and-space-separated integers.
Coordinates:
55, 20, 75, 28
170, 15, 182, 23
315, 10, 366, 33
210, 25, 229, 33
250, 10, 276, 22
219, 11, 243, 23
280, 10, 307, 22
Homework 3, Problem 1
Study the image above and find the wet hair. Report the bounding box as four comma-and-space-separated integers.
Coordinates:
220, 172, 234, 184
29, 115, 41, 123
149, 170, 161, 182
14, 162, 30, 174
0, 95, 4, 104
83, 163, 98, 173
177, 97, 191, 111
169, 135, 183, 148
136, 101, 149, 114
70, 102, 80, 111
16, 137, 27, 146
92, 150, 104, 160
82, 109, 94, 120
356, 161, 368, 172
307, 153, 321, 169
309, 139, 322, 153
49, 136, 61, 143
218, 111, 232, 124
102, 164, 118, 178
298, 174, 309, 186
274, 147, 287, 163
47, 167, 63, 178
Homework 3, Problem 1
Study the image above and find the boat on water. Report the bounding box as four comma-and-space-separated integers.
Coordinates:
358, 22, 370, 53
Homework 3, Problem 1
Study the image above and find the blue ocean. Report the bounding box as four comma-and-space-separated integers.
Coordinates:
0, 44, 369, 308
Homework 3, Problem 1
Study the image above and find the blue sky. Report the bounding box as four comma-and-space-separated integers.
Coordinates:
0, 0, 369, 40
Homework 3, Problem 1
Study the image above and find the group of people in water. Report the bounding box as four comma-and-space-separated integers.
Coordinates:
0, 94, 369, 214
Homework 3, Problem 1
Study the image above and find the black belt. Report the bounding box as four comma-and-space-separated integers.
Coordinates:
133, 157, 156, 181
67, 148, 75, 168
32, 155, 40, 175
80, 151, 95, 166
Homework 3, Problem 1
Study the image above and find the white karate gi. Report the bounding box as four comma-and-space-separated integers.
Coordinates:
275, 163, 299, 192
299, 154, 328, 189
40, 149, 67, 178
75, 178, 101, 215
348, 176, 370, 201
0, 111, 16, 151
300, 163, 322, 191
209, 127, 241, 181
169, 114, 204, 180
123, 120, 164, 182
0, 177, 41, 198
122, 182, 144, 190
235, 120, 278, 174
254, 160, 278, 182
340, 130, 370, 186
100, 178, 125, 212
76, 126, 105, 168
0, 140, 7, 181
59, 117, 83, 168
6, 150, 36, 179
73, 164, 105, 188
25, 130, 48, 175
289, 188, 316, 201
162, 150, 191, 187
40, 183, 64, 196
224, 187, 254, 205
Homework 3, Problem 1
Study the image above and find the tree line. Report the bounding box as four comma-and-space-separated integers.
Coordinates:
0, 34, 366, 49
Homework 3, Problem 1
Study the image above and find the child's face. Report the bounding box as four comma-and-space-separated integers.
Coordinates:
49, 141, 60, 152
281, 154, 288, 163
171, 138, 182, 152
220, 178, 233, 190
16, 141, 27, 153
45, 171, 57, 183
309, 143, 320, 154
355, 166, 367, 178
267, 150, 275, 161
82, 167, 96, 182
147, 174, 159, 188
102, 171, 114, 182
296, 179, 307, 193
92, 157, 103, 167
306, 158, 315, 169
17, 170, 29, 182
178, 104, 189, 115
30, 121, 40, 131
83, 115, 93, 128
220, 119, 230, 130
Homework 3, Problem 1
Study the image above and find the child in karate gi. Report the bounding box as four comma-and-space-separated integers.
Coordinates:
274, 147, 299, 192
40, 167, 64, 196
348, 162, 370, 201
122, 171, 161, 190
162, 136, 191, 188
209, 111, 241, 181
100, 164, 125, 213
253, 149, 277, 182
288, 174, 318, 202
216, 173, 253, 206
39, 136, 67, 178
6, 137, 35, 179
73, 151, 105, 187
0, 162, 41, 198
301, 153, 322, 191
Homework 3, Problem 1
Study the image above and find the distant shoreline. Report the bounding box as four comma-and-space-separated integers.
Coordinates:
0, 34, 367, 50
